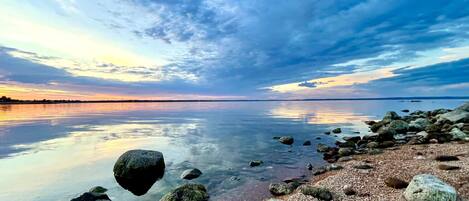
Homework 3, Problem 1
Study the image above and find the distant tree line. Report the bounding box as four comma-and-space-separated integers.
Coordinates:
0, 96, 82, 104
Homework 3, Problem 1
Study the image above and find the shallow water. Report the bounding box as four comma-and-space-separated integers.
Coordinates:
0, 100, 465, 201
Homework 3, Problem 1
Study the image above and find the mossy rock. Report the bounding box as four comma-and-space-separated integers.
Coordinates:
160, 184, 209, 201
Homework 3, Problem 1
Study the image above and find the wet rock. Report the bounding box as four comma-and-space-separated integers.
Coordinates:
425, 124, 441, 133
343, 136, 361, 143
404, 174, 457, 201
278, 136, 294, 145
89, 186, 107, 194
338, 156, 353, 162
332, 128, 342, 134
437, 108, 469, 124
434, 155, 459, 161
388, 120, 409, 133
336, 140, 356, 148
324, 131, 331, 135
401, 109, 410, 113
272, 136, 281, 139
306, 163, 313, 170
353, 164, 373, 170
338, 147, 353, 156
450, 128, 468, 140
343, 185, 356, 195
364, 120, 376, 125
317, 143, 331, 152
269, 182, 294, 196
384, 177, 408, 189
299, 186, 333, 201
303, 140, 311, 146
160, 184, 209, 201
181, 168, 202, 180
249, 160, 263, 167
438, 164, 460, 170
326, 164, 343, 171
71, 192, 111, 201
113, 150, 165, 196
370, 121, 385, 132
432, 108, 451, 116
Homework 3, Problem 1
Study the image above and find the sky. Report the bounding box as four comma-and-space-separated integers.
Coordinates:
0, 0, 468, 100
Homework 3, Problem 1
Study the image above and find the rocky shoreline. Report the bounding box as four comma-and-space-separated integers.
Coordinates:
266, 102, 469, 201
71, 102, 469, 201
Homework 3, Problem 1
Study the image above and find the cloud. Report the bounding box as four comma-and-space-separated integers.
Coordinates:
298, 81, 318, 88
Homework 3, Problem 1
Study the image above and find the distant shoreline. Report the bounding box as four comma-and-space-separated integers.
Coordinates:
1, 96, 468, 105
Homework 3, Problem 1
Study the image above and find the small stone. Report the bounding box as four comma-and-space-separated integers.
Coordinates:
343, 185, 356, 195
434, 155, 459, 161
438, 164, 460, 170
316, 143, 330, 152
316, 137, 321, 140
306, 163, 313, 170
325, 164, 343, 171
401, 109, 410, 113
303, 140, 311, 146
272, 136, 281, 139
249, 160, 263, 167
338, 156, 353, 162
332, 128, 342, 133
384, 177, 408, 189
353, 164, 373, 170
429, 139, 438, 143
181, 168, 203, 180
278, 136, 294, 145
324, 131, 331, 135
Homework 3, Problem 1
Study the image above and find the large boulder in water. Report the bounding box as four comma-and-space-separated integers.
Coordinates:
403, 174, 457, 201
113, 150, 165, 196
181, 168, 202, 180
160, 184, 209, 201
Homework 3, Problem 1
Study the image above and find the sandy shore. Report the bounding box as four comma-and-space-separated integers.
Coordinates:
272, 142, 469, 201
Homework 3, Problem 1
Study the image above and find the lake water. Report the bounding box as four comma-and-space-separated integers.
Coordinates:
0, 100, 466, 201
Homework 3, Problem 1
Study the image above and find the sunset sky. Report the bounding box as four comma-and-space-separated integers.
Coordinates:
0, 0, 468, 100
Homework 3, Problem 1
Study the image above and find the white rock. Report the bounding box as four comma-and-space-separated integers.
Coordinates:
404, 174, 457, 201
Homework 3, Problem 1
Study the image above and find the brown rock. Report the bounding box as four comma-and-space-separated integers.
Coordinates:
434, 155, 459, 161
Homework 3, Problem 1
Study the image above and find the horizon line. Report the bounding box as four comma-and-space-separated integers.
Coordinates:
1, 96, 469, 104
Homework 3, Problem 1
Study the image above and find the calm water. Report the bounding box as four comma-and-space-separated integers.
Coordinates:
0, 100, 466, 201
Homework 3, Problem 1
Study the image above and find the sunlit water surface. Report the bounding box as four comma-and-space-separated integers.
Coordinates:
0, 100, 465, 201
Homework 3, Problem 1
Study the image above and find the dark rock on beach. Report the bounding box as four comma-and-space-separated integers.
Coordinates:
434, 155, 459, 161
438, 164, 460, 170
299, 186, 333, 201
384, 177, 408, 189
113, 150, 165, 196
72, 186, 110, 201
160, 184, 209, 201
269, 182, 295, 196
181, 168, 202, 180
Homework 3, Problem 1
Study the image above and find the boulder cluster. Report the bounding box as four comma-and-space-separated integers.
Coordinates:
318, 102, 469, 163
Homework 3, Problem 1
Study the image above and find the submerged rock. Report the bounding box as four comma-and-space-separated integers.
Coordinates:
89, 186, 107, 194
303, 140, 311, 146
332, 128, 342, 133
404, 174, 457, 201
113, 150, 165, 196
278, 136, 294, 145
71, 192, 111, 201
160, 184, 209, 201
181, 168, 202, 180
249, 160, 263, 167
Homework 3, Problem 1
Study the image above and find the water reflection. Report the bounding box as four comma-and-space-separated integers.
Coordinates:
0, 100, 466, 201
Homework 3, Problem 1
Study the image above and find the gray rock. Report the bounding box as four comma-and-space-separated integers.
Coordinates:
438, 109, 469, 124
416, 131, 429, 138
449, 128, 468, 140
269, 183, 294, 196
383, 111, 400, 123
366, 142, 380, 148
160, 184, 209, 201
455, 102, 469, 112
278, 136, 294, 145
299, 186, 333, 201
388, 120, 409, 133
338, 147, 353, 156
409, 118, 431, 131
338, 156, 353, 162
377, 126, 396, 141
343, 185, 356, 195
403, 174, 457, 201
181, 168, 202, 180
113, 150, 165, 196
